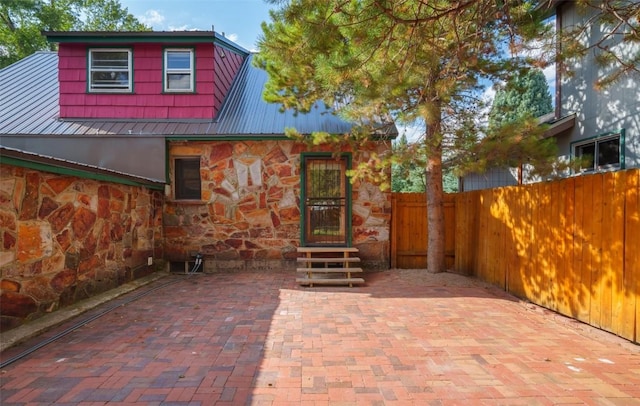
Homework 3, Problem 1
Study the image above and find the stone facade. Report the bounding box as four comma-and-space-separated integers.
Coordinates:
165, 140, 391, 271
0, 165, 163, 330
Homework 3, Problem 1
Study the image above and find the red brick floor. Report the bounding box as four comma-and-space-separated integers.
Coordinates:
2, 269, 640, 405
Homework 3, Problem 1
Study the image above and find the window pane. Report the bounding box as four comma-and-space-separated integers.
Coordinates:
89, 50, 130, 91
167, 73, 192, 90
175, 159, 201, 200
91, 51, 128, 68
576, 143, 595, 171
91, 71, 129, 87
598, 138, 620, 167
167, 52, 191, 69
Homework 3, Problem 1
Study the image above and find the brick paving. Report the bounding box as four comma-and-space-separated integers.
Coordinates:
1, 269, 640, 405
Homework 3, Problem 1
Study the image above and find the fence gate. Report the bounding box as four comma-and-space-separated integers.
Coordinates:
390, 193, 455, 269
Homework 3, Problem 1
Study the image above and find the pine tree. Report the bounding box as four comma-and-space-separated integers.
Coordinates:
489, 69, 553, 129
254, 1, 564, 272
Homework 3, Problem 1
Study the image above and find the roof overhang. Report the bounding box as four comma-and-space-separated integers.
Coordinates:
0, 146, 165, 190
44, 31, 249, 55
538, 112, 576, 138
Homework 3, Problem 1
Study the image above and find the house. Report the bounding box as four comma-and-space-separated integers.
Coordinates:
0, 31, 394, 329
461, 2, 638, 191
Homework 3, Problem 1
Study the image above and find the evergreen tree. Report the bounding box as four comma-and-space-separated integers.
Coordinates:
256, 0, 552, 272
489, 68, 553, 129
0, 0, 149, 68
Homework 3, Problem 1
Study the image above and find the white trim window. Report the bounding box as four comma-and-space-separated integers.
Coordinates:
573, 133, 622, 172
88, 49, 132, 92
164, 49, 195, 92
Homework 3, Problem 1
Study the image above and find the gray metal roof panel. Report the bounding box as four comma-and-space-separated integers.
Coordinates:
0, 52, 371, 138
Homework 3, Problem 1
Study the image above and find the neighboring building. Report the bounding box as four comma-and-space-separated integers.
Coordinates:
0, 31, 394, 328
461, 3, 638, 191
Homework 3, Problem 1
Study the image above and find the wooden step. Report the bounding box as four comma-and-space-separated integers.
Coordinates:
296, 267, 363, 273
296, 277, 365, 287
297, 257, 361, 263
297, 247, 359, 254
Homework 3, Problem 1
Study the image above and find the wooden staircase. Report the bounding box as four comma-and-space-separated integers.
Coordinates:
296, 247, 364, 287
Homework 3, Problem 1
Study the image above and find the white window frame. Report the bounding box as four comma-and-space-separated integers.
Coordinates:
572, 132, 623, 173
164, 48, 195, 92
88, 48, 132, 93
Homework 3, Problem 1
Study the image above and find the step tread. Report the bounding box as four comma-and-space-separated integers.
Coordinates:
296, 268, 363, 273
296, 278, 365, 285
297, 257, 361, 263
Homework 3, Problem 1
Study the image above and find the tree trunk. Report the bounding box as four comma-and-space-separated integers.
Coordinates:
424, 111, 446, 273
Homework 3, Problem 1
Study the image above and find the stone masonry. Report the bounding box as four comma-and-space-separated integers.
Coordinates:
0, 165, 163, 330
165, 140, 391, 271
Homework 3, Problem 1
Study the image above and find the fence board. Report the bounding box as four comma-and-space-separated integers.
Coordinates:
624, 170, 639, 342
590, 174, 604, 328
391, 193, 455, 270
391, 169, 638, 343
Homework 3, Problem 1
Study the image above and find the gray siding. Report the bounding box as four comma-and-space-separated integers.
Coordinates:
557, 3, 640, 169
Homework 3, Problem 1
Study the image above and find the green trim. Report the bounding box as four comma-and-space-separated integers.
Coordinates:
166, 135, 290, 141
0, 156, 164, 190
87, 47, 134, 94
299, 152, 353, 247
45, 31, 250, 57
162, 47, 196, 93
570, 129, 625, 172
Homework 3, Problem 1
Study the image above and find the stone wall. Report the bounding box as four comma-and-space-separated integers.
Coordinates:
165, 140, 391, 271
0, 165, 163, 330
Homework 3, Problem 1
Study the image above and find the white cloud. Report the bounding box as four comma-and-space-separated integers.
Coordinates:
226, 33, 238, 42
168, 25, 194, 31
138, 9, 165, 27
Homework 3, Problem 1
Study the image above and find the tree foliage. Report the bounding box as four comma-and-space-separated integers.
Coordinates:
489, 68, 553, 129
0, 0, 149, 68
538, 0, 640, 89
256, 0, 553, 272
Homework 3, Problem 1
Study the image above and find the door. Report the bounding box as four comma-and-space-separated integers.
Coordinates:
302, 155, 350, 246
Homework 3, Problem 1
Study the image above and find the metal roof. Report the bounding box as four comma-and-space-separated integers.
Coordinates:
0, 51, 361, 138
0, 145, 164, 188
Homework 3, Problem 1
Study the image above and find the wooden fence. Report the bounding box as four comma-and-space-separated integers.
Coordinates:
391, 169, 640, 343
390, 193, 456, 269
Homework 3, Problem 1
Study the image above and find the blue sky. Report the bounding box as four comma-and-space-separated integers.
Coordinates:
118, 0, 555, 138
120, 0, 274, 52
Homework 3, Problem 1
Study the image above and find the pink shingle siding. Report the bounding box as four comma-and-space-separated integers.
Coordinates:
58, 42, 245, 120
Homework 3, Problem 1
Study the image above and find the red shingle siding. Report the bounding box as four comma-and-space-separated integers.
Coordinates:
58, 43, 222, 119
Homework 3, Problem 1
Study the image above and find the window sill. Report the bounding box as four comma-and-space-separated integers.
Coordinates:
167, 199, 206, 205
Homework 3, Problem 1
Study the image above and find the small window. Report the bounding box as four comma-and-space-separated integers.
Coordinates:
574, 133, 622, 172
175, 158, 201, 200
164, 49, 194, 92
88, 49, 132, 92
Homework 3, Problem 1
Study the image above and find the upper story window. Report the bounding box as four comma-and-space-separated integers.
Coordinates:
88, 49, 132, 92
164, 49, 195, 92
573, 131, 624, 173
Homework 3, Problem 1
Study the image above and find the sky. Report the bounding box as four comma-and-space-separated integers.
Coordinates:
119, 0, 274, 52
117, 0, 556, 139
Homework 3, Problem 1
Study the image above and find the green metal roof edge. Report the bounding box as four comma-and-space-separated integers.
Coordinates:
0, 155, 165, 191
166, 135, 290, 141
44, 31, 250, 56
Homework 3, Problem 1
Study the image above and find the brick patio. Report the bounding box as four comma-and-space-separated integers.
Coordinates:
1, 269, 639, 405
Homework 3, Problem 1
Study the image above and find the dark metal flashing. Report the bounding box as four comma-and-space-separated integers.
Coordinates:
539, 113, 576, 138
0, 146, 165, 190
